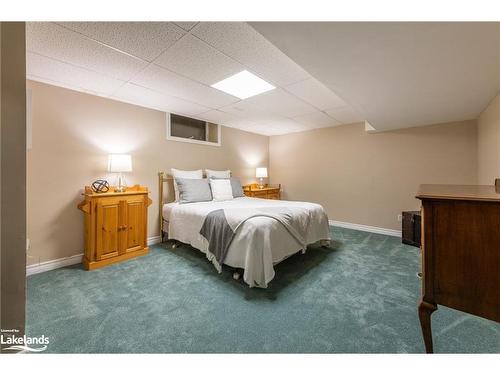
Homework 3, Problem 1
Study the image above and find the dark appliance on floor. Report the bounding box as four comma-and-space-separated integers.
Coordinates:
402, 210, 421, 247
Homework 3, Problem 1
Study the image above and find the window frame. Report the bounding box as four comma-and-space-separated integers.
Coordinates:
165, 113, 221, 147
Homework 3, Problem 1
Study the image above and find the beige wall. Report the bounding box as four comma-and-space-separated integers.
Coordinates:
27, 78, 484, 264
27, 80, 269, 265
1, 22, 26, 340
270, 120, 477, 231
477, 93, 500, 184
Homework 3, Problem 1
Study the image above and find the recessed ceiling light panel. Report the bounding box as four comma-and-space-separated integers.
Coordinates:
211, 70, 275, 99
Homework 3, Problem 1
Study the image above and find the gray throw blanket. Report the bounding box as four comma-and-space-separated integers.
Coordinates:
199, 206, 312, 269
199, 209, 235, 266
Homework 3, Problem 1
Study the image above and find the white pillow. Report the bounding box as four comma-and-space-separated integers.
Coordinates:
171, 168, 203, 201
209, 179, 234, 201
206, 169, 231, 179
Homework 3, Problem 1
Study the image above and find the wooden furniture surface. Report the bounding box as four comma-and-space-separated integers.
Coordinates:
416, 184, 500, 353
78, 185, 152, 270
243, 183, 281, 200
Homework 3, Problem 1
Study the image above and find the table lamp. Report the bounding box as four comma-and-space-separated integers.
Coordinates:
256, 167, 268, 189
108, 154, 132, 192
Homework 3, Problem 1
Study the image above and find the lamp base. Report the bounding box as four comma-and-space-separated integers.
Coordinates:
114, 173, 127, 192
258, 177, 264, 189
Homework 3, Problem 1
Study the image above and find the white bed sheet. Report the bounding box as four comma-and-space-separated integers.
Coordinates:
162, 202, 177, 222
163, 197, 330, 288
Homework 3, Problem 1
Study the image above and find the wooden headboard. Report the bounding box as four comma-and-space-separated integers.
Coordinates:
158, 170, 233, 239
158, 172, 176, 238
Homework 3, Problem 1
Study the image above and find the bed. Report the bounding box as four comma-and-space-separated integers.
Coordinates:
158, 172, 331, 288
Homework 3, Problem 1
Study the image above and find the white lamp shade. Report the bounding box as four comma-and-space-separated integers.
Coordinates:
256, 167, 268, 178
108, 154, 132, 173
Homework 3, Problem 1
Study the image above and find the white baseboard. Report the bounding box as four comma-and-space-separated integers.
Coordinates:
27, 235, 163, 276
26, 253, 83, 276
329, 220, 401, 237
26, 223, 400, 276
147, 235, 161, 246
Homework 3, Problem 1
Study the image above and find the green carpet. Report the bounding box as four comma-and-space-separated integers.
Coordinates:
26, 226, 500, 353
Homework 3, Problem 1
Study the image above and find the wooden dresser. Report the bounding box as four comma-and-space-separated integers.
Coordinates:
416, 184, 500, 353
78, 185, 152, 270
243, 184, 281, 200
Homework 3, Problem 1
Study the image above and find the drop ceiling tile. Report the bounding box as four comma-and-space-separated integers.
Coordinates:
131, 64, 239, 108
227, 117, 261, 130
27, 52, 126, 96
26, 22, 147, 81
293, 110, 341, 128
192, 22, 310, 86
218, 102, 271, 122
27, 74, 103, 98
240, 88, 316, 117
225, 122, 257, 132
197, 109, 259, 130
154, 34, 244, 85
174, 22, 198, 31
196, 109, 242, 126
214, 111, 307, 135
254, 116, 310, 133
285, 78, 346, 110
325, 106, 365, 124
58, 22, 186, 61
111, 83, 210, 116
239, 124, 282, 136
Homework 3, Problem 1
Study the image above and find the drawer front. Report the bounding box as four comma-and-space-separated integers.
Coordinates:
267, 192, 280, 200
252, 191, 268, 198
426, 200, 500, 322
244, 189, 280, 200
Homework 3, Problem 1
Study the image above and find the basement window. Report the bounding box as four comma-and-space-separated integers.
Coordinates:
166, 113, 221, 146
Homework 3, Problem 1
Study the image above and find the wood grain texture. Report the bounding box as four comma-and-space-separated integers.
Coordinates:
417, 184, 500, 353
418, 299, 437, 354
243, 183, 281, 200
417, 184, 500, 202
78, 185, 151, 270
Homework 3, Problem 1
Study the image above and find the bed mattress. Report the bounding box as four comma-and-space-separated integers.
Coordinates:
162, 197, 330, 287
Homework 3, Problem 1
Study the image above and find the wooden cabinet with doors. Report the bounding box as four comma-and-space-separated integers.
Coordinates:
78, 185, 152, 270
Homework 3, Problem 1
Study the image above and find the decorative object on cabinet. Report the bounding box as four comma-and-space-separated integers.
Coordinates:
243, 183, 281, 200
78, 185, 152, 270
416, 184, 500, 353
108, 154, 132, 192
255, 167, 268, 189
401, 210, 421, 247
91, 179, 110, 193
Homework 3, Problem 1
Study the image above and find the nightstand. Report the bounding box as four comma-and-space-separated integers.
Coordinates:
243, 184, 281, 200
78, 185, 152, 270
